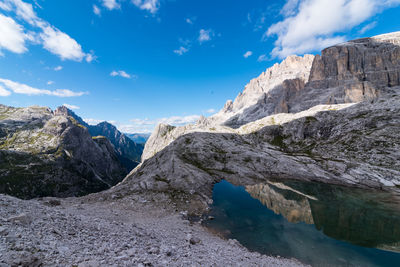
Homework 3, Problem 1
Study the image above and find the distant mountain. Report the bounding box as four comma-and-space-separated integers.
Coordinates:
0, 104, 126, 199
125, 133, 151, 144
55, 106, 144, 172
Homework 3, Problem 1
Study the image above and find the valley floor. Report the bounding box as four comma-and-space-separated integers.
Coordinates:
0, 194, 304, 266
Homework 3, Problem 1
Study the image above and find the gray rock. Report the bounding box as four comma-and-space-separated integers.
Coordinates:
0, 105, 127, 199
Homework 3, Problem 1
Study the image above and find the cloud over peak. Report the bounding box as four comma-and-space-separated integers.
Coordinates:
267, 0, 400, 58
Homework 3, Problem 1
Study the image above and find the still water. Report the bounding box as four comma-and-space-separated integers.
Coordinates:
204, 180, 400, 266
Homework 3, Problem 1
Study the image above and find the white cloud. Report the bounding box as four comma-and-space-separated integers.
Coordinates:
158, 115, 200, 126
0, 78, 87, 97
0, 0, 92, 62
0, 85, 11, 96
257, 54, 269, 62
206, 108, 216, 114
359, 21, 377, 34
102, 0, 120, 10
47, 80, 54, 85
120, 114, 201, 133
267, 0, 400, 58
186, 17, 196, 24
110, 70, 132, 79
54, 66, 63, 71
173, 46, 189, 56
0, 14, 31, 54
198, 29, 214, 43
243, 51, 253, 58
84, 118, 104, 125
131, 0, 159, 13
62, 103, 80, 110
84, 114, 202, 134
40, 26, 87, 61
93, 5, 101, 16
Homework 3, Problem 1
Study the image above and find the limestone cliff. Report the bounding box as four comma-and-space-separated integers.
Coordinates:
0, 105, 126, 199
210, 32, 400, 128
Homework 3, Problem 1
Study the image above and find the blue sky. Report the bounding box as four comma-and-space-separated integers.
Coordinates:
0, 0, 400, 133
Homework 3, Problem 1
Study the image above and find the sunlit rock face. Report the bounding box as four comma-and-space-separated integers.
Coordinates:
0, 104, 126, 199
245, 183, 314, 224
210, 32, 400, 128
210, 54, 315, 128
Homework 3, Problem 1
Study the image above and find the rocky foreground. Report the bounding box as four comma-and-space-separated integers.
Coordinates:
0, 194, 304, 266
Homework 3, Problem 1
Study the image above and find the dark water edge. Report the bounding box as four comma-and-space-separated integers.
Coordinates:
204, 180, 400, 267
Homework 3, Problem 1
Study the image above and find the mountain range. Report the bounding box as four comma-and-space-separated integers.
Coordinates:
0, 105, 143, 198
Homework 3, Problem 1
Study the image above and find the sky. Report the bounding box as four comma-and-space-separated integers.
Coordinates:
0, 0, 400, 133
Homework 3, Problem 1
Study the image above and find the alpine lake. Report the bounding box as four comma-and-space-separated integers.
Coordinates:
204, 179, 400, 266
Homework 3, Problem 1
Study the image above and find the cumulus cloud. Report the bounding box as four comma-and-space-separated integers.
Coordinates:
131, 0, 159, 13
47, 80, 54, 85
0, 85, 11, 96
0, 13, 33, 54
173, 46, 189, 56
0, 78, 87, 97
54, 66, 63, 71
102, 0, 120, 10
0, 0, 92, 62
40, 26, 87, 61
93, 5, 101, 16
267, 0, 400, 58
198, 29, 214, 43
62, 103, 80, 110
243, 51, 253, 58
110, 70, 132, 79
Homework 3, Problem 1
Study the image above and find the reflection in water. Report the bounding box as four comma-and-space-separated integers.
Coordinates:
205, 180, 400, 266
246, 181, 400, 252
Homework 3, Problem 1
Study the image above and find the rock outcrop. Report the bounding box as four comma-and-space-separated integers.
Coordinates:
210, 32, 400, 128
210, 54, 315, 127
114, 32, 400, 215
0, 105, 126, 199
55, 106, 144, 172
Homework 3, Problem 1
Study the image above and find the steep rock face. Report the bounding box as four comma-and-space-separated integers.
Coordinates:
0, 105, 126, 199
55, 106, 143, 172
290, 32, 400, 112
210, 55, 315, 127
211, 32, 400, 128
89, 122, 144, 170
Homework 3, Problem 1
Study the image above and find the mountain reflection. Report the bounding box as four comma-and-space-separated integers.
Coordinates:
245, 180, 400, 252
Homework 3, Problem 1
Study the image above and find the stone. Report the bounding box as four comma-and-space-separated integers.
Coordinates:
190, 237, 201, 245
7, 213, 31, 225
